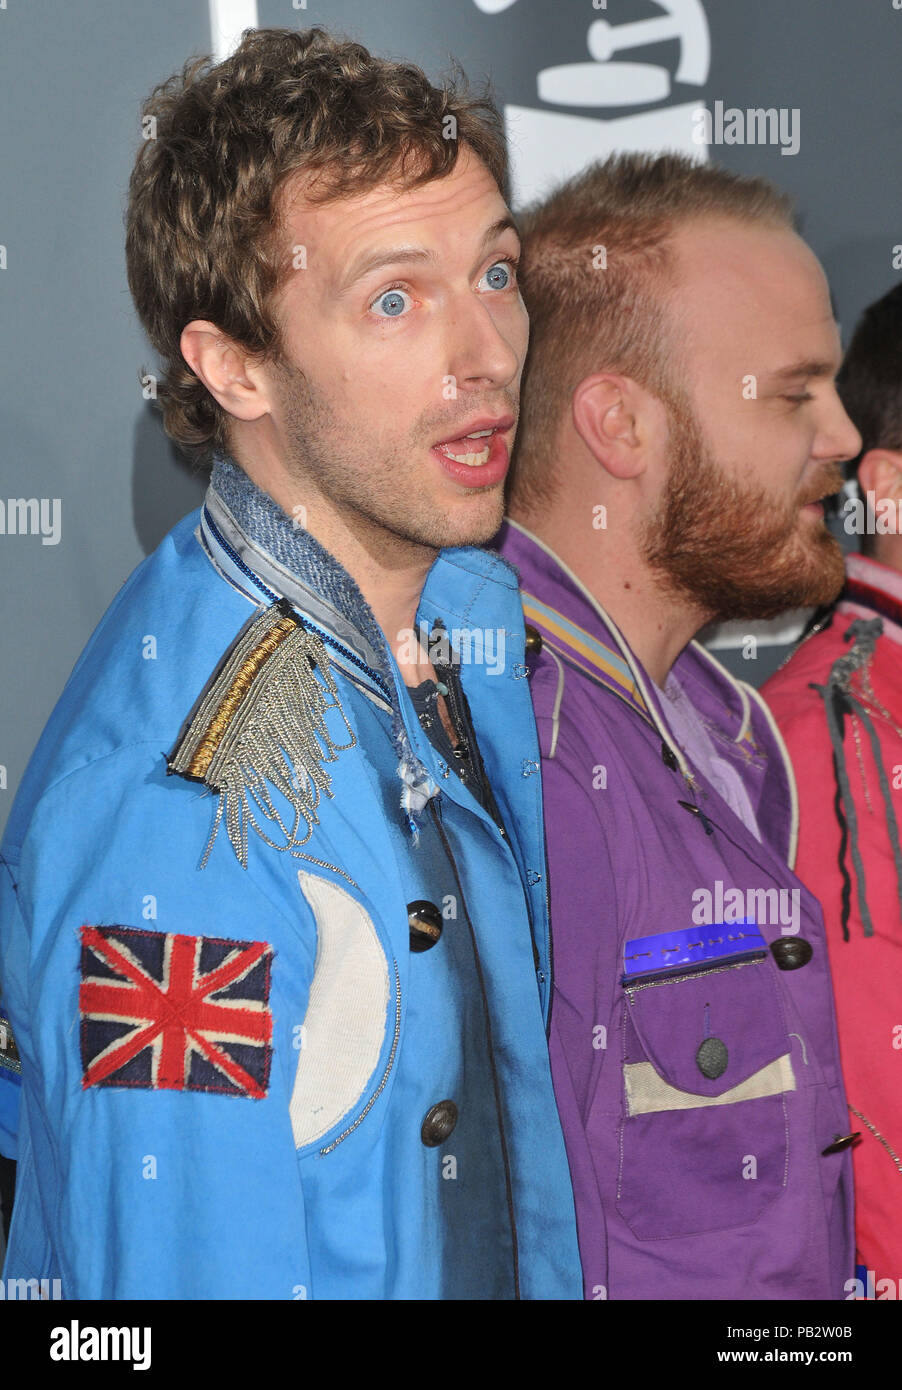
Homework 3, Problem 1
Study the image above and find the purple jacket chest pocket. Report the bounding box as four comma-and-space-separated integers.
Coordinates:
616, 955, 795, 1241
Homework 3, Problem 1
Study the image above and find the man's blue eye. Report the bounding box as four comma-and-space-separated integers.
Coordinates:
373, 289, 409, 317
482, 261, 512, 291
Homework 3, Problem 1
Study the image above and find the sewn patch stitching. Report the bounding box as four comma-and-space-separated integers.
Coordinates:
79, 924, 273, 1098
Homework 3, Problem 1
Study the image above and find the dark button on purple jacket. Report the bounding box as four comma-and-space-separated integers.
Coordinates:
495, 519, 853, 1301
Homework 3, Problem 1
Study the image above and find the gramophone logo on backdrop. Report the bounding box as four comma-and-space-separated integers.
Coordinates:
474, 0, 710, 205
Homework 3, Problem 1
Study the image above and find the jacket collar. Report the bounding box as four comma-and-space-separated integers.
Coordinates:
498, 518, 762, 783
202, 452, 450, 834
204, 453, 394, 702
205, 452, 526, 685
200, 453, 532, 840
839, 552, 902, 645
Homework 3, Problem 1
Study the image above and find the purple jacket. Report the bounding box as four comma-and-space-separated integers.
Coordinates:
497, 520, 854, 1300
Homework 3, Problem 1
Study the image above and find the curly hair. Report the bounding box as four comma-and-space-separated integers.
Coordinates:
125, 26, 508, 464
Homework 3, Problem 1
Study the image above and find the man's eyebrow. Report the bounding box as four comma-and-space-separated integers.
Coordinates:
337, 215, 521, 295
765, 357, 839, 382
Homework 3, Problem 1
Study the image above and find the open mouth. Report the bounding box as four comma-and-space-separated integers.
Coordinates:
434, 427, 496, 467
429, 418, 514, 488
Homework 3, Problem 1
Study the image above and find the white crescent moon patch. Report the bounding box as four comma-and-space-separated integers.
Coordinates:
290, 870, 391, 1149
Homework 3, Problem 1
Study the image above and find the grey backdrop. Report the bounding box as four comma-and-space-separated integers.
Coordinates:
2, 0, 901, 837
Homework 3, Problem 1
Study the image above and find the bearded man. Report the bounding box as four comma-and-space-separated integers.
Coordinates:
495, 152, 862, 1300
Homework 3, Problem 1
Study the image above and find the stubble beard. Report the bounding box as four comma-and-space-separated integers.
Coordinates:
274, 358, 509, 554
641, 399, 847, 622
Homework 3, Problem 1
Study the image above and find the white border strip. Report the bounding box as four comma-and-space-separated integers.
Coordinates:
208, 0, 258, 64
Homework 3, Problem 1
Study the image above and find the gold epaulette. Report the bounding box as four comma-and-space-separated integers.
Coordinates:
167, 599, 356, 868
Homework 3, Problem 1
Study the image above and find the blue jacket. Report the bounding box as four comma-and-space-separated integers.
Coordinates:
0, 456, 581, 1299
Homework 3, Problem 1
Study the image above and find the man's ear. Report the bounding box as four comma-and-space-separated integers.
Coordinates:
571, 373, 648, 480
179, 320, 272, 424
857, 448, 902, 504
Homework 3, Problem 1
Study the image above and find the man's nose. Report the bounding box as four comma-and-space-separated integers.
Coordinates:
815, 391, 863, 465
445, 295, 523, 391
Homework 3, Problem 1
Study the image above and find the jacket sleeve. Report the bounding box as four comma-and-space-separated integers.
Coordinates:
0, 744, 316, 1299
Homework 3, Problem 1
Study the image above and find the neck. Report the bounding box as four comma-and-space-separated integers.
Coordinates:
509, 503, 706, 687
218, 449, 438, 685
350, 547, 438, 687
869, 538, 902, 574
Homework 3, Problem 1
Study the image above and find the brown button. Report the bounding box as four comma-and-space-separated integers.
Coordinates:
661, 742, 679, 771
821, 1132, 861, 1156
408, 900, 443, 954
770, 937, 813, 971
421, 1100, 458, 1147
524, 623, 543, 654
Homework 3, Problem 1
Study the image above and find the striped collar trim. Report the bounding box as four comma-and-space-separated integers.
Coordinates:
841, 577, 902, 633
839, 554, 902, 639
521, 590, 653, 728
509, 519, 759, 759
846, 551, 902, 606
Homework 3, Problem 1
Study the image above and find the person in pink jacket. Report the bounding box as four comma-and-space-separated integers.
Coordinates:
764, 282, 902, 1295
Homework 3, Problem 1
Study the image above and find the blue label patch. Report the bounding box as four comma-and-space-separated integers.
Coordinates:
623, 923, 767, 983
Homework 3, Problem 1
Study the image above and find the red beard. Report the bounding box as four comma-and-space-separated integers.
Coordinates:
641, 400, 846, 621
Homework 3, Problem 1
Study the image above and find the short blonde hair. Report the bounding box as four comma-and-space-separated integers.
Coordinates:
510, 152, 794, 513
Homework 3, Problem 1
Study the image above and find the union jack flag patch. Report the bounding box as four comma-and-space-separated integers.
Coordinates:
79, 925, 274, 1098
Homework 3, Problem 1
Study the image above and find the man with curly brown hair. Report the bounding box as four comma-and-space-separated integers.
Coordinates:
0, 27, 581, 1299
